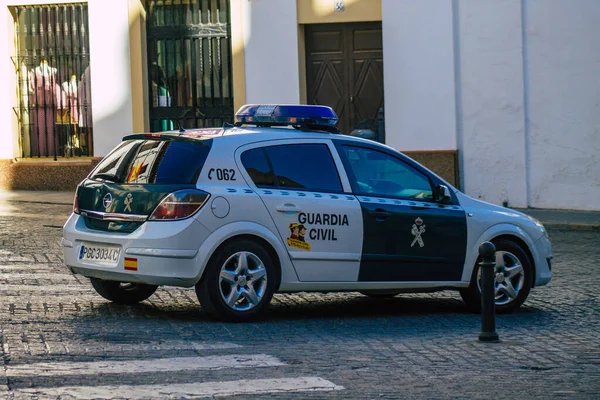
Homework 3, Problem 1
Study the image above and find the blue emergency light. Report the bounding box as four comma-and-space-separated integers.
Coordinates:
234, 104, 339, 132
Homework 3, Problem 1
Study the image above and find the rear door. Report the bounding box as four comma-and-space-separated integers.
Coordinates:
236, 139, 363, 282
335, 142, 467, 282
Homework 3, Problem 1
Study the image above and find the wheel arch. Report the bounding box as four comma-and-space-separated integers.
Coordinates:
193, 221, 297, 288
463, 223, 538, 286
204, 234, 283, 291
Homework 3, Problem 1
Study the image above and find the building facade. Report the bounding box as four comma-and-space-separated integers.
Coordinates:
0, 0, 598, 211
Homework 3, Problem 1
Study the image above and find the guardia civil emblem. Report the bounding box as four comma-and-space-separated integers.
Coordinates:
124, 193, 133, 212
410, 217, 426, 248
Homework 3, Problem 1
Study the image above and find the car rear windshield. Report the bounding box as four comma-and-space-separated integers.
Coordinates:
90, 139, 211, 184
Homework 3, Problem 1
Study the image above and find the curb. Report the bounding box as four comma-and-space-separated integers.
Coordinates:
543, 223, 600, 231
9, 199, 73, 206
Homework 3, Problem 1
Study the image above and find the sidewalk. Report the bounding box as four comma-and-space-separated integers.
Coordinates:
0, 190, 74, 205
1, 189, 599, 229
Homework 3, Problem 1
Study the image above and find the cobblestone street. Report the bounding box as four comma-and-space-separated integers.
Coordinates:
1, 201, 599, 399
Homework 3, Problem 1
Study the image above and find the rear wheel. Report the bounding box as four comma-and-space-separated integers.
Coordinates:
196, 239, 276, 322
90, 278, 158, 304
460, 238, 532, 314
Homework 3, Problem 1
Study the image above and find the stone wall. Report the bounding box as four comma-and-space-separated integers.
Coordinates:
403, 150, 459, 189
0, 159, 100, 191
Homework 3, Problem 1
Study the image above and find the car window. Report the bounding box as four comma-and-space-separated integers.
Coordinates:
240, 148, 276, 187
342, 145, 433, 200
250, 144, 342, 192
91, 140, 138, 181
90, 139, 211, 184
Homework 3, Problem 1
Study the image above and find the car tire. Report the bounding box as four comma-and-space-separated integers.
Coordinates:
460, 238, 533, 314
196, 239, 276, 322
90, 278, 158, 304
359, 290, 401, 298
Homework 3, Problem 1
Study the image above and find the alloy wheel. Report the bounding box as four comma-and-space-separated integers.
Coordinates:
218, 251, 268, 312
477, 250, 525, 306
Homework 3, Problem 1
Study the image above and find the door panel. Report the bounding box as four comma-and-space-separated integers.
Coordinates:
352, 59, 384, 124
305, 22, 383, 134
307, 58, 347, 133
335, 143, 468, 282
359, 197, 467, 281
350, 26, 384, 126
258, 190, 363, 282
236, 141, 363, 282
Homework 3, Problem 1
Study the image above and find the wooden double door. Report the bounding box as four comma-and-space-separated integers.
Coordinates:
305, 22, 384, 135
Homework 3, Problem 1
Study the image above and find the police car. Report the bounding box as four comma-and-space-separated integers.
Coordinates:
62, 104, 552, 321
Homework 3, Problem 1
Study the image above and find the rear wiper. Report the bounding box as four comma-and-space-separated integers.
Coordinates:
93, 173, 119, 183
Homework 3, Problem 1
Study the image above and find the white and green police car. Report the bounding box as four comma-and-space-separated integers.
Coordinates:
62, 104, 552, 321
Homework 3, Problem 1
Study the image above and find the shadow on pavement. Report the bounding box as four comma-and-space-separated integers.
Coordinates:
63, 292, 547, 323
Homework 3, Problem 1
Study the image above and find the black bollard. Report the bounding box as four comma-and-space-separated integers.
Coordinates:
478, 241, 499, 342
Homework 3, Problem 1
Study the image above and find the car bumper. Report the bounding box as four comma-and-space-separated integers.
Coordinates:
62, 213, 211, 287
533, 234, 552, 287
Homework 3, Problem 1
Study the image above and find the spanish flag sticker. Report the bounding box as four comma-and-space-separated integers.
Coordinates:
124, 257, 138, 271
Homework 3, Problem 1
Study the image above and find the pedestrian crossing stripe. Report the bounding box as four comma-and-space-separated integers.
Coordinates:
124, 257, 138, 271
13, 377, 343, 399
6, 354, 344, 398
6, 354, 285, 377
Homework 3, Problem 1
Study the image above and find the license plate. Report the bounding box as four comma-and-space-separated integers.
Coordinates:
78, 243, 121, 266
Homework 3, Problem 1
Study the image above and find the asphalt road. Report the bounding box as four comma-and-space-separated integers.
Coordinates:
0, 202, 599, 399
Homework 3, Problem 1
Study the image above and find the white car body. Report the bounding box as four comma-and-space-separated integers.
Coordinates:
63, 127, 552, 298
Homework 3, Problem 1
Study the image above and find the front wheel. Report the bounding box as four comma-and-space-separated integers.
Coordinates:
460, 238, 533, 314
196, 239, 276, 322
90, 278, 158, 304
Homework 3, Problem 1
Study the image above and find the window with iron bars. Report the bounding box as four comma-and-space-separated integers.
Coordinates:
13, 4, 93, 159
146, 0, 234, 132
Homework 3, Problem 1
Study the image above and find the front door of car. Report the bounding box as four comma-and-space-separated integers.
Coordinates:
236, 140, 363, 282
336, 143, 467, 282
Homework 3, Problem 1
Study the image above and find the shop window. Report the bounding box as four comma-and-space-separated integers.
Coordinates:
13, 4, 93, 159
146, 0, 233, 131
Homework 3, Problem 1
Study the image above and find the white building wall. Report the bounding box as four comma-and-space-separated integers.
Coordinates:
524, 0, 600, 211
87, 0, 134, 157
0, 4, 15, 159
243, 0, 300, 105
457, 0, 528, 208
381, 0, 457, 151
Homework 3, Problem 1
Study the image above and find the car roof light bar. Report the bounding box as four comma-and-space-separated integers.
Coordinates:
234, 104, 340, 133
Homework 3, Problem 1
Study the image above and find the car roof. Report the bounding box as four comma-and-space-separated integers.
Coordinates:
129, 126, 383, 148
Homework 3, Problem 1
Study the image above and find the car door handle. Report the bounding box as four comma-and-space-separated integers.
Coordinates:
276, 204, 301, 213
370, 208, 392, 219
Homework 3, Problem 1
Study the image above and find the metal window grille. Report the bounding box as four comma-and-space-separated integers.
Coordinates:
13, 3, 93, 159
146, 0, 234, 131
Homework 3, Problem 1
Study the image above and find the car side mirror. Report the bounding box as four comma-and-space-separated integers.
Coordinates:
436, 184, 452, 204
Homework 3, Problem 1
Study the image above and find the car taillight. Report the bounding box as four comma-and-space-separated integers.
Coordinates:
149, 190, 210, 221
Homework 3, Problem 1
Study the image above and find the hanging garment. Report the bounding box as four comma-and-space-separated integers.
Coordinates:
60, 78, 79, 125
78, 66, 93, 128
19, 63, 31, 156
28, 62, 60, 157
